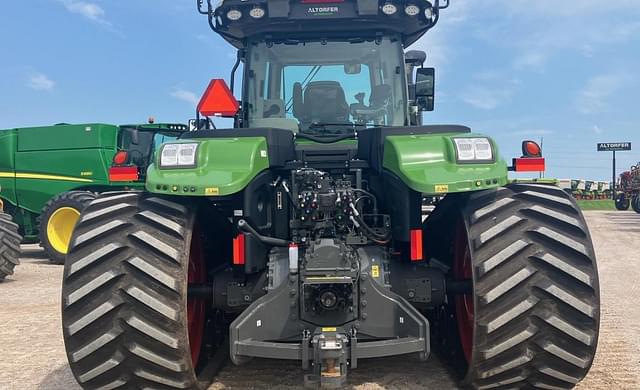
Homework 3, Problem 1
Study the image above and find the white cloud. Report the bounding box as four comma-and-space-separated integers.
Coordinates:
61, 1, 111, 26
413, 0, 473, 71
496, 0, 640, 17
461, 86, 512, 110
513, 51, 547, 71
170, 89, 199, 106
576, 74, 627, 115
592, 125, 603, 134
460, 72, 519, 110
512, 129, 554, 136
27, 73, 55, 91
454, 1, 640, 72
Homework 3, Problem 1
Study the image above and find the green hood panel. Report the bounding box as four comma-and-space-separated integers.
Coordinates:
146, 137, 270, 196
383, 133, 509, 194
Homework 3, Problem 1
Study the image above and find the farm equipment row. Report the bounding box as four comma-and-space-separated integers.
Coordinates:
557, 179, 612, 200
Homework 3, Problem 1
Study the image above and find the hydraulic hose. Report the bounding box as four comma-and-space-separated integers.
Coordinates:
237, 219, 291, 247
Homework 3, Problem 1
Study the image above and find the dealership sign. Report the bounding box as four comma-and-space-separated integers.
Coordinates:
597, 142, 631, 152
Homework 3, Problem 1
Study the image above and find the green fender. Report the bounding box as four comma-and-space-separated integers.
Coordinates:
146, 137, 270, 196
383, 133, 509, 194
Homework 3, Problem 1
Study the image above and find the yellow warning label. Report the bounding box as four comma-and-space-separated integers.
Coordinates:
321, 327, 337, 332
371, 265, 380, 278
435, 184, 449, 193
205, 187, 219, 195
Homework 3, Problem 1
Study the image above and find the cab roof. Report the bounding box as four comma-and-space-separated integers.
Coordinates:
201, 0, 447, 49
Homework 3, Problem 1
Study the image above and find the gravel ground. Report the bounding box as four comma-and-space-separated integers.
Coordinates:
1, 211, 639, 389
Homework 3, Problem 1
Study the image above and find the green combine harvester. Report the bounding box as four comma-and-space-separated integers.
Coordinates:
0, 122, 187, 278
60, 1, 600, 389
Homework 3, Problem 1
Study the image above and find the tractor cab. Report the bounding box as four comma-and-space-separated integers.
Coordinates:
197, 0, 446, 130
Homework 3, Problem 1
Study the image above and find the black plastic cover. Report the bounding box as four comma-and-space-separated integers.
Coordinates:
182, 128, 296, 167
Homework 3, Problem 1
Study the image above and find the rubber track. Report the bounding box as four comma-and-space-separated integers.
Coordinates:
462, 184, 600, 389
62, 192, 206, 389
0, 212, 22, 281
39, 190, 98, 264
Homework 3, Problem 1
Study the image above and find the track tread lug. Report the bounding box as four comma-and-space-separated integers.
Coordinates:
428, 184, 599, 390
62, 192, 207, 390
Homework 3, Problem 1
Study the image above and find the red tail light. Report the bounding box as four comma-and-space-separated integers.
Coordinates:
513, 157, 546, 172
233, 234, 245, 265
113, 151, 129, 165
109, 166, 139, 182
410, 229, 423, 262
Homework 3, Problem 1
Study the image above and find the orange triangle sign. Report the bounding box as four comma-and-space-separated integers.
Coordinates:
197, 79, 239, 117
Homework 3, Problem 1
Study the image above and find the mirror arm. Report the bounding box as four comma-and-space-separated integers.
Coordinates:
196, 0, 208, 14
229, 50, 243, 95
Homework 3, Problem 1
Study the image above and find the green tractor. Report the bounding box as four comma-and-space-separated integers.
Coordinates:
60, 1, 599, 389
0, 122, 187, 274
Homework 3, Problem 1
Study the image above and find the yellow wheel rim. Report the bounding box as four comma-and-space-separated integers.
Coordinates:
47, 207, 81, 254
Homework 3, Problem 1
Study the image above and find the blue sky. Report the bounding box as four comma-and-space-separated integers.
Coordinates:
1, 0, 639, 180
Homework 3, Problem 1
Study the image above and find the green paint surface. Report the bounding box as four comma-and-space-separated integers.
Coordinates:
0, 122, 179, 236
146, 137, 270, 196
382, 133, 509, 194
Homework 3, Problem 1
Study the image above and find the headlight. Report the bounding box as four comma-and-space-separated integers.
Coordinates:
160, 143, 199, 168
453, 138, 494, 162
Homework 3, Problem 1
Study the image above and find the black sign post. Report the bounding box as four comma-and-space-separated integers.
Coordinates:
597, 143, 632, 200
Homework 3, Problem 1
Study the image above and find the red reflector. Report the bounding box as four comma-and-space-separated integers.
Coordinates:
233, 234, 245, 265
410, 229, 423, 262
513, 157, 546, 172
113, 151, 128, 165
197, 79, 240, 118
108, 166, 139, 182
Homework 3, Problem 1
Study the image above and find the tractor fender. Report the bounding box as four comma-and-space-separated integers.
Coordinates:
146, 137, 271, 197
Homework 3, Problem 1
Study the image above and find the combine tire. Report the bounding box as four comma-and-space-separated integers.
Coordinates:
615, 193, 630, 211
0, 212, 22, 281
431, 184, 599, 389
62, 192, 216, 390
632, 196, 640, 214
39, 191, 97, 264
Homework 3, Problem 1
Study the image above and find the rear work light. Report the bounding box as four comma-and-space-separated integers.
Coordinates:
249, 7, 265, 18
109, 166, 139, 182
381, 3, 398, 14
226, 9, 242, 21
405, 4, 420, 16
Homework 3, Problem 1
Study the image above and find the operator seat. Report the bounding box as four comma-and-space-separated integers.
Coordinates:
298, 81, 350, 126
350, 84, 392, 125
